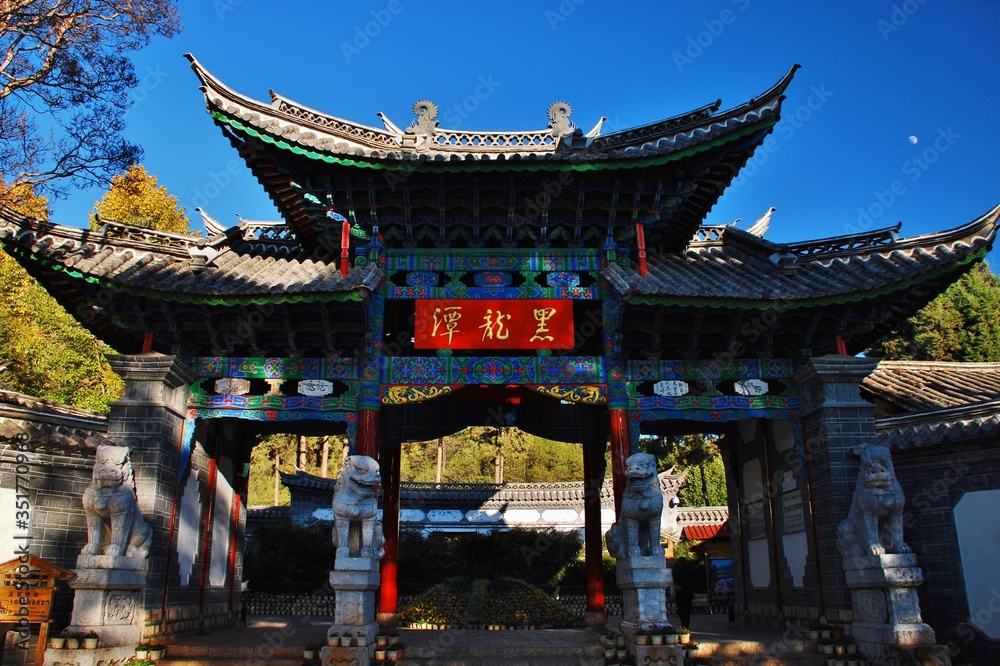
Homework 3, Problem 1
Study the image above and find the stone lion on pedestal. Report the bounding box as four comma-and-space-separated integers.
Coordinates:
837, 445, 910, 559
606, 452, 664, 559
82, 445, 152, 559
332, 455, 384, 560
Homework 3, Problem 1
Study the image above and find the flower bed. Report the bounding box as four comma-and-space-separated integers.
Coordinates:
399, 577, 577, 628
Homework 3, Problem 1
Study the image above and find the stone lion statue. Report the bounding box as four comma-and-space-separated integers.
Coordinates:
837, 445, 910, 559
82, 445, 152, 559
606, 452, 664, 558
332, 455, 384, 560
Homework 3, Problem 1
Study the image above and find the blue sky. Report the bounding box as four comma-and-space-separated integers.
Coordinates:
54, 1, 1000, 259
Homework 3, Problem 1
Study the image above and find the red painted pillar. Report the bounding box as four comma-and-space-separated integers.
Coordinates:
609, 408, 630, 516
582, 444, 606, 616
378, 441, 401, 624
357, 408, 380, 458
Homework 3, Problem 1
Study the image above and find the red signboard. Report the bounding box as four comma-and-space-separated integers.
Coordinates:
414, 299, 574, 350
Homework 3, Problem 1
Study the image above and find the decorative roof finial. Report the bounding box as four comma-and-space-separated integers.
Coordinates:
547, 102, 575, 136
410, 100, 439, 135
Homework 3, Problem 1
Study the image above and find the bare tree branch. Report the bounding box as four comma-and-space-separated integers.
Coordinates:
0, 0, 180, 198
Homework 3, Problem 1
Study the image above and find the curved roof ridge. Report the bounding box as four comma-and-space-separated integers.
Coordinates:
873, 359, 1000, 371
186, 53, 795, 163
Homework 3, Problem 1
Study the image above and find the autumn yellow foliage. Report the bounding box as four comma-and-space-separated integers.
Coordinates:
90, 164, 191, 234
0, 181, 124, 410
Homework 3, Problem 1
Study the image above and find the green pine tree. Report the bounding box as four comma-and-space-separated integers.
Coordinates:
869, 262, 1000, 361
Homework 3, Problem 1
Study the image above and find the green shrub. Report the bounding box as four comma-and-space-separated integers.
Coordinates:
243, 519, 335, 593
399, 577, 575, 627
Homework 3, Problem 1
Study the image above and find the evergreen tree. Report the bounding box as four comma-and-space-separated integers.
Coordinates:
869, 262, 1000, 361
90, 164, 191, 234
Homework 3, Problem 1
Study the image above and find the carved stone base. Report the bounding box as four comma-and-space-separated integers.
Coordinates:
615, 554, 670, 635
843, 554, 944, 665
43, 645, 137, 666
321, 644, 375, 666
632, 643, 684, 666
59, 557, 148, 651
329, 556, 380, 629
327, 555, 379, 656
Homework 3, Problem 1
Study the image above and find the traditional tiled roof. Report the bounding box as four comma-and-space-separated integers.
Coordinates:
188, 55, 796, 166
863, 360, 1000, 451
612, 207, 999, 356
862, 360, 1000, 414
606, 207, 1000, 307
187, 56, 797, 250
0, 207, 382, 301
875, 404, 1000, 451
677, 506, 729, 526
0, 388, 110, 455
281, 468, 686, 510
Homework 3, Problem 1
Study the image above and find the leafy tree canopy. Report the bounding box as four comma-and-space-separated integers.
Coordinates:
643, 434, 727, 506
868, 262, 1000, 361
0, 0, 181, 202
90, 164, 191, 234
0, 180, 123, 410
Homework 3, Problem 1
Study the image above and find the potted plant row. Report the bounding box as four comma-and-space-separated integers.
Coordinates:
327, 632, 353, 647
50, 631, 100, 649
373, 642, 404, 662
134, 643, 167, 660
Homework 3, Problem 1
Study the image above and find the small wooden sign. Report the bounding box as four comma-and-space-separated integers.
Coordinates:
0, 555, 73, 666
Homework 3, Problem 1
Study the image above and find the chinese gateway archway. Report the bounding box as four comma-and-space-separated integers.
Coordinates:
1, 56, 997, 638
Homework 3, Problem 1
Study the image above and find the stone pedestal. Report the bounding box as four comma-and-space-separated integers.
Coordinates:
43, 555, 148, 666
634, 643, 684, 665
616, 554, 670, 637
844, 554, 938, 665
321, 556, 380, 666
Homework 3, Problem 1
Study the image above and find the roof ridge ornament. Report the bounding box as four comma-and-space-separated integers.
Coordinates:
547, 101, 575, 136
409, 100, 439, 135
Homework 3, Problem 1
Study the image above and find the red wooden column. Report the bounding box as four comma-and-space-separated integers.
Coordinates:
378, 440, 401, 625
582, 440, 607, 619
609, 408, 630, 515
357, 408, 380, 458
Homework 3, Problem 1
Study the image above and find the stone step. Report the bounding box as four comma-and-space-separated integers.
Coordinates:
156, 641, 306, 666
400, 628, 605, 666
697, 637, 815, 656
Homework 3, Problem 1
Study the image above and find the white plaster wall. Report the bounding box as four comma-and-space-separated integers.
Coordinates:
742, 459, 763, 499
779, 470, 808, 587
503, 509, 541, 524
209, 472, 234, 587
176, 471, 201, 586
748, 538, 771, 588
541, 509, 582, 524
782, 532, 808, 587
465, 509, 502, 523
426, 509, 464, 523
954, 489, 1000, 639
772, 420, 795, 452
0, 488, 20, 560
400, 509, 426, 523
